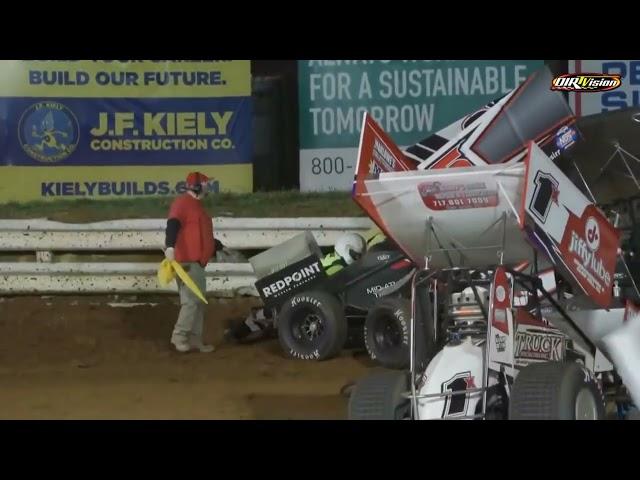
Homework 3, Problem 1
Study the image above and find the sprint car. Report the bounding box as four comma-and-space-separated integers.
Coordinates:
248, 231, 416, 366
347, 65, 640, 419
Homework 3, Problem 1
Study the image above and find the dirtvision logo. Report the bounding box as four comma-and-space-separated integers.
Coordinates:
551, 73, 622, 92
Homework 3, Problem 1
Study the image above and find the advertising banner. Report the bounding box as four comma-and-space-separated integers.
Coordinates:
299, 60, 544, 191
0, 60, 252, 201
569, 60, 640, 116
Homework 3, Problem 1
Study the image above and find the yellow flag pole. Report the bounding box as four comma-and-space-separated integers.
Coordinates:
170, 260, 209, 305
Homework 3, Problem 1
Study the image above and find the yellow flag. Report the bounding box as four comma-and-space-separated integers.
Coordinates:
157, 259, 208, 304
157, 259, 176, 286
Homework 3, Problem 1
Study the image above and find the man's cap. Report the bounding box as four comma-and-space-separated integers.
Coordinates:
186, 171, 209, 186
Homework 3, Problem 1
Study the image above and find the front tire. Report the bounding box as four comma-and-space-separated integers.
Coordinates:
277, 291, 347, 361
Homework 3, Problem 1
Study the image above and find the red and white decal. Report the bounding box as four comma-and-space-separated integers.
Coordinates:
522, 141, 621, 308
558, 205, 619, 307
353, 113, 415, 254
514, 310, 566, 364
418, 181, 499, 211
488, 266, 516, 375
490, 267, 512, 335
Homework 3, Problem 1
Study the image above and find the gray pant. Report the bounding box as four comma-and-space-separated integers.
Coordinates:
171, 262, 207, 345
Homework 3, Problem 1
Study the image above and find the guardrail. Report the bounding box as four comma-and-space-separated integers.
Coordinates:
0, 217, 372, 252
0, 217, 372, 296
0, 262, 259, 297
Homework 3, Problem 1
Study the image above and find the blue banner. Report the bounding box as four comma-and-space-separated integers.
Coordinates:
0, 96, 252, 167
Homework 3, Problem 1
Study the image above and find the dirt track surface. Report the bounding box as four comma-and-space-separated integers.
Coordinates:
0, 296, 376, 419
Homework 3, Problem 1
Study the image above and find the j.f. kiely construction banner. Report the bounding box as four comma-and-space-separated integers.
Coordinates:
0, 60, 252, 202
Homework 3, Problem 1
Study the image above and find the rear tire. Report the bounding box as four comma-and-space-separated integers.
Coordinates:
509, 362, 605, 420
364, 298, 410, 370
277, 291, 347, 361
348, 371, 410, 420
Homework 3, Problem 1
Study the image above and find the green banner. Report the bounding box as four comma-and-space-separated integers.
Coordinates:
298, 60, 544, 191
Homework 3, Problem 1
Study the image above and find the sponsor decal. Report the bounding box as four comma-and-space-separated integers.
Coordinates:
560, 207, 618, 305
261, 261, 322, 298
291, 349, 320, 360
523, 145, 620, 307
290, 295, 322, 309
555, 125, 578, 152
490, 267, 511, 335
418, 181, 498, 210
366, 281, 396, 297
514, 329, 565, 362
372, 137, 397, 172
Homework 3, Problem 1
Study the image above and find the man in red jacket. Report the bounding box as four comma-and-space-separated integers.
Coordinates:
164, 171, 218, 353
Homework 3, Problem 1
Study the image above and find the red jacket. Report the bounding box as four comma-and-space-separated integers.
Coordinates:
168, 194, 215, 266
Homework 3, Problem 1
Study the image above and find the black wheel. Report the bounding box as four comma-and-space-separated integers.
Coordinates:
364, 297, 410, 370
348, 371, 410, 420
277, 291, 347, 361
509, 362, 605, 420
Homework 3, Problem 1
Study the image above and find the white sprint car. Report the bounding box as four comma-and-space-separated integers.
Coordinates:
347, 66, 640, 420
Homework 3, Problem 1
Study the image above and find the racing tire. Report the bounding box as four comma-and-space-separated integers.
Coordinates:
348, 371, 411, 420
364, 297, 411, 370
509, 362, 605, 420
277, 290, 347, 361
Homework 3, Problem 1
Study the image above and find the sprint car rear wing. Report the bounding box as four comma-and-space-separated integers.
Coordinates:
408, 65, 579, 171
354, 115, 622, 309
